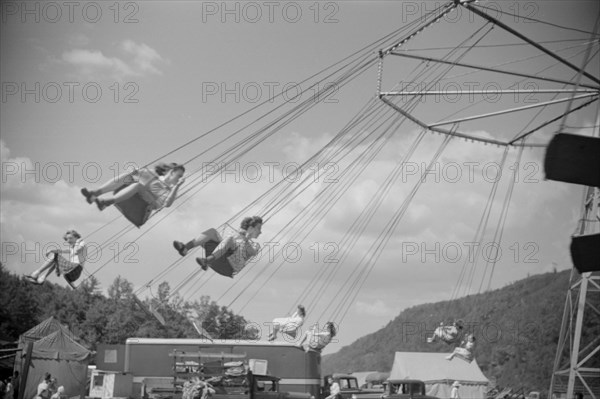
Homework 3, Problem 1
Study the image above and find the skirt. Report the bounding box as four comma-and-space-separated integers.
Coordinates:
51, 253, 82, 281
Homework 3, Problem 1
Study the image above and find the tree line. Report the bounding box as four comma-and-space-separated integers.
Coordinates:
0, 263, 256, 353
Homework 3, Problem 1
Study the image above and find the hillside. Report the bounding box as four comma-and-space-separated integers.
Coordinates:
0, 265, 256, 352
322, 269, 599, 394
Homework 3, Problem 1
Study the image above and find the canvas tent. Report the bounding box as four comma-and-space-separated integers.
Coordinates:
14, 317, 79, 377
18, 317, 75, 344
14, 317, 70, 372
350, 371, 379, 388
365, 372, 390, 384
18, 318, 92, 399
389, 352, 489, 399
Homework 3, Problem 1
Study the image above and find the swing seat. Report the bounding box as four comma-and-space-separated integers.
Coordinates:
440, 336, 459, 345
282, 329, 299, 339
64, 265, 83, 289
132, 294, 166, 326
133, 294, 154, 318
453, 353, 474, 363
544, 133, 600, 187
199, 229, 235, 278
113, 168, 159, 228
149, 304, 167, 326
192, 321, 213, 340
114, 194, 154, 227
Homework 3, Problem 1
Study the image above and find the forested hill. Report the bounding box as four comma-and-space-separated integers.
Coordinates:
322, 269, 599, 394
0, 264, 256, 350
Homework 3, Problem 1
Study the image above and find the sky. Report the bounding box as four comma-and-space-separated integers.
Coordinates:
1, 0, 599, 357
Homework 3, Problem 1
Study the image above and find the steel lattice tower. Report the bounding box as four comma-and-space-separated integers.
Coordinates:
549, 186, 600, 399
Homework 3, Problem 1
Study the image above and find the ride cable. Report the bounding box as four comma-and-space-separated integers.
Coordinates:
232, 108, 418, 312
231, 33, 473, 311
481, 141, 526, 293
234, 14, 499, 317
80, 4, 443, 287
223, 99, 408, 307
137, 4, 464, 304
331, 131, 456, 325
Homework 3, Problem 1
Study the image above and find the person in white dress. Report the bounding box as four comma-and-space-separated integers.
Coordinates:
25, 230, 87, 287
427, 319, 463, 344
325, 376, 341, 399
450, 381, 461, 399
297, 322, 337, 353
268, 305, 306, 341
446, 334, 476, 363
81, 162, 185, 211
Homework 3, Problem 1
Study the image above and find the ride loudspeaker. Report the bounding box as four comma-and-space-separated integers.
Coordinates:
570, 233, 600, 273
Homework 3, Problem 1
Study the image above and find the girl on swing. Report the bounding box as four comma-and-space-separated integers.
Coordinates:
268, 305, 306, 341
173, 216, 263, 277
427, 319, 464, 344
81, 162, 185, 211
297, 322, 337, 353
446, 334, 476, 363
24, 230, 87, 288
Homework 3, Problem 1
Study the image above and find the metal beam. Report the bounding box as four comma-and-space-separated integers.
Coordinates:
381, 89, 599, 96
578, 346, 600, 367
388, 51, 600, 90
382, 2, 458, 55
509, 97, 598, 144
463, 3, 600, 85
428, 93, 598, 127
379, 96, 546, 147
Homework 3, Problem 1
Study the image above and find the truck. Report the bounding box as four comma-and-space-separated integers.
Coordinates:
165, 371, 311, 399
321, 373, 389, 399
211, 371, 311, 399
325, 374, 362, 399
324, 373, 388, 399
348, 379, 439, 399
109, 339, 321, 398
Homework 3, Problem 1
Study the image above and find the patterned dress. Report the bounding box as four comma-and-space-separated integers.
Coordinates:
224, 235, 260, 275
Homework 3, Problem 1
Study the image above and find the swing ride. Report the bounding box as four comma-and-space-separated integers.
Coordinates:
81, 163, 186, 227
26, 0, 598, 395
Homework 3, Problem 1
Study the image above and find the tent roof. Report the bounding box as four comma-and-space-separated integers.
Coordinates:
350, 371, 379, 386
19, 317, 76, 345
366, 372, 390, 383
32, 329, 91, 362
389, 352, 489, 384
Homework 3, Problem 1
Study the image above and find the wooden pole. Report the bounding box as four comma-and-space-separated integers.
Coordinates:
18, 342, 33, 399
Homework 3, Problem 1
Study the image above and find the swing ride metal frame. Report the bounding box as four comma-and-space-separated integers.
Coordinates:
375, 2, 600, 148
79, 4, 598, 390
376, 1, 600, 398
549, 187, 600, 399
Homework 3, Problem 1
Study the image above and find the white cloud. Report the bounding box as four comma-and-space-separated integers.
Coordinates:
61, 40, 167, 80
355, 299, 395, 317
68, 34, 91, 47
0, 121, 580, 338
0, 140, 111, 278
62, 49, 133, 76
121, 40, 166, 75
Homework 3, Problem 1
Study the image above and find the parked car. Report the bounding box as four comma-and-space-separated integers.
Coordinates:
322, 374, 363, 399
350, 379, 439, 399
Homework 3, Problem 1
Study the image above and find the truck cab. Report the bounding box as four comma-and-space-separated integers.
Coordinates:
208, 372, 311, 399
251, 374, 281, 399
385, 380, 429, 397
250, 374, 300, 399
323, 374, 362, 399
